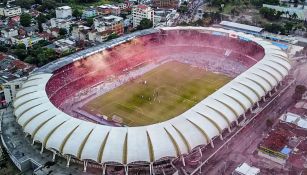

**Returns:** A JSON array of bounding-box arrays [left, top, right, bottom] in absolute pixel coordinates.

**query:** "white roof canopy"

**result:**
[[13, 27, 291, 165]]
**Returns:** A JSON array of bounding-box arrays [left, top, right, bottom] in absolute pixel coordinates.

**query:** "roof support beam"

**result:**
[[66, 155, 71, 167]]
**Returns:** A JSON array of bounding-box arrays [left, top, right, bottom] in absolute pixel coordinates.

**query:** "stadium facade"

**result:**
[[13, 27, 291, 174]]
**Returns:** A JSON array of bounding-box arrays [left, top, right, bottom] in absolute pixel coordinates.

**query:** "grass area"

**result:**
[[84, 61, 232, 126]]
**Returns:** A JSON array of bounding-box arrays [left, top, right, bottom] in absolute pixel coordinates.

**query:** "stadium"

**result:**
[[13, 27, 291, 174]]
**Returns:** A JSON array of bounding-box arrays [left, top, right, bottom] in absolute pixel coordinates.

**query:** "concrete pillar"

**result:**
[[182, 156, 186, 166], [210, 140, 214, 148], [150, 163, 155, 175], [219, 134, 223, 140], [243, 113, 246, 119], [262, 96, 266, 102], [52, 152, 56, 162], [269, 91, 272, 97], [228, 127, 231, 133], [199, 147, 202, 157], [235, 119, 239, 126], [124, 165, 128, 175], [102, 164, 106, 175], [256, 102, 259, 108], [66, 156, 71, 167], [83, 161, 87, 172], [40, 144, 44, 154]]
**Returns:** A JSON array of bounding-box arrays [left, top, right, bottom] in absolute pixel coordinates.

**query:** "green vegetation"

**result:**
[[20, 13, 32, 27], [59, 28, 68, 36], [137, 18, 153, 30], [105, 33, 119, 41], [10, 40, 56, 67], [84, 61, 232, 126], [259, 7, 283, 20], [178, 1, 188, 14], [72, 8, 82, 19]]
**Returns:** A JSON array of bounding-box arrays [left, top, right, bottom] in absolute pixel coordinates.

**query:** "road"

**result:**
[[174, 0, 206, 25]]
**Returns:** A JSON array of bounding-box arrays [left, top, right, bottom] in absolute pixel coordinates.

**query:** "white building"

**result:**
[[132, 5, 154, 28], [11, 35, 43, 48], [56, 6, 72, 19], [0, 5, 21, 17], [1, 28, 18, 38], [3, 77, 26, 104], [50, 18, 72, 32], [93, 15, 124, 34], [233, 163, 260, 175]]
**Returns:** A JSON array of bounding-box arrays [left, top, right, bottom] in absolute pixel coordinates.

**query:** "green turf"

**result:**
[[84, 61, 232, 126]]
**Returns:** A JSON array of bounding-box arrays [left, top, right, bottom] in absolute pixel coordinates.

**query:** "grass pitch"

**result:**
[[84, 61, 232, 126]]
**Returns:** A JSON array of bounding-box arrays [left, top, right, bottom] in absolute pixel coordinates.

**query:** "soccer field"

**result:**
[[83, 61, 232, 126]]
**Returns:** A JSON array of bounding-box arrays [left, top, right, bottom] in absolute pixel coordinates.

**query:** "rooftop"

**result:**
[[0, 54, 34, 82], [220, 21, 264, 33], [56, 6, 71, 10]]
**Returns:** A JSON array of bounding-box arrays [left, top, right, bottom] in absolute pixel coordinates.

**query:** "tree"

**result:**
[[106, 33, 119, 41], [38, 0, 57, 11], [77, 0, 98, 3], [59, 28, 67, 36], [264, 23, 285, 34], [86, 17, 94, 27], [20, 13, 32, 27], [137, 18, 153, 30], [72, 9, 82, 19], [0, 44, 8, 52], [16, 43, 26, 50], [36, 14, 47, 23], [266, 119, 273, 128], [13, 48, 28, 60], [178, 5, 188, 13], [284, 22, 294, 34], [291, 13, 298, 20], [292, 85, 306, 101], [15, 0, 35, 8], [250, 0, 279, 7], [36, 14, 47, 33]]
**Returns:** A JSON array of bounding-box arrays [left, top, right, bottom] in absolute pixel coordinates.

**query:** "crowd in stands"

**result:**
[[46, 30, 265, 110], [43, 30, 267, 174]]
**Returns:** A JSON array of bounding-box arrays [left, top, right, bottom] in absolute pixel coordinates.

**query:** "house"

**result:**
[[0, 5, 21, 17], [96, 4, 120, 16], [0, 53, 34, 105], [1, 28, 18, 38], [82, 8, 97, 19], [52, 38, 76, 54], [38, 32, 52, 41], [71, 25, 91, 40], [10, 16, 20, 23], [47, 27, 60, 38], [56, 6, 72, 19], [117, 2, 132, 10], [152, 0, 179, 9], [88, 30, 112, 42], [132, 5, 154, 28], [11, 35, 44, 48], [93, 15, 124, 35], [50, 18, 72, 33], [24, 26, 37, 36]]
